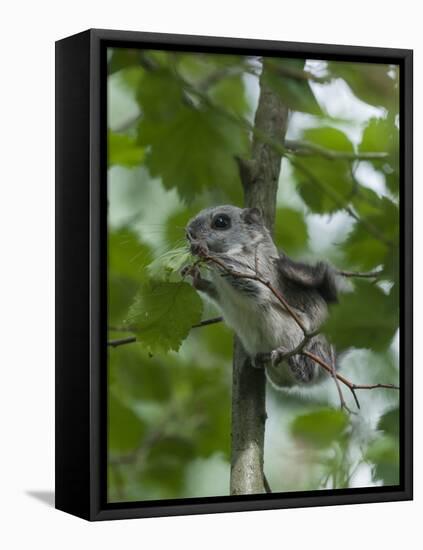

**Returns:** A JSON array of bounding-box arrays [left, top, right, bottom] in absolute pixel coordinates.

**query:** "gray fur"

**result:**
[[186, 205, 339, 389]]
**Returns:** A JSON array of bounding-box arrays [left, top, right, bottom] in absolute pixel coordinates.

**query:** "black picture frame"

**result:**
[[55, 28, 413, 521]]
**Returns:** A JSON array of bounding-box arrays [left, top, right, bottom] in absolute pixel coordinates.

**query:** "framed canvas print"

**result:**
[[55, 29, 413, 521]]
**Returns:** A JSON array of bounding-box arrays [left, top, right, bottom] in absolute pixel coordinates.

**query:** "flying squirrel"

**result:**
[[185, 205, 343, 389]]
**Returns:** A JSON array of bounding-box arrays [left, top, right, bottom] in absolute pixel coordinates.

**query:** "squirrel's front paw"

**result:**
[[190, 241, 208, 258], [252, 347, 289, 369], [252, 352, 271, 369], [181, 264, 199, 279]]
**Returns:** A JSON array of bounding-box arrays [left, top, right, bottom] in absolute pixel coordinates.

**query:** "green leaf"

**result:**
[[138, 105, 247, 202], [304, 127, 354, 152], [134, 66, 248, 202], [136, 68, 185, 120], [274, 207, 308, 254], [378, 407, 400, 439], [344, 228, 388, 271], [292, 127, 354, 214], [291, 408, 349, 448], [359, 118, 399, 194], [128, 281, 203, 353], [147, 247, 192, 282], [360, 118, 398, 155], [366, 435, 400, 486], [263, 59, 322, 115], [108, 393, 146, 453], [209, 74, 249, 116], [108, 131, 144, 168], [344, 197, 398, 271], [324, 280, 398, 352], [329, 62, 399, 110]]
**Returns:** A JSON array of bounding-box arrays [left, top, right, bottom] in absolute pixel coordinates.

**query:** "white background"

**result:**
[[0, 1, 419, 548]]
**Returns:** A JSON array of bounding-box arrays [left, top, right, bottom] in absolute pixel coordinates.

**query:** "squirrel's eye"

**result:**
[[212, 214, 231, 230]]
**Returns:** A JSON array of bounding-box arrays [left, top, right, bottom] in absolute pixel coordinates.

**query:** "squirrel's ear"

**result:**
[[242, 207, 262, 225]]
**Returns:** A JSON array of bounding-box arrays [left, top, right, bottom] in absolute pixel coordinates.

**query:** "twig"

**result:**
[[198, 251, 399, 409], [136, 54, 392, 248], [337, 269, 383, 279], [265, 59, 331, 84], [328, 345, 353, 414], [206, 253, 309, 334], [289, 158, 393, 247], [285, 140, 389, 161], [192, 315, 223, 328], [108, 336, 137, 348], [108, 316, 223, 347]]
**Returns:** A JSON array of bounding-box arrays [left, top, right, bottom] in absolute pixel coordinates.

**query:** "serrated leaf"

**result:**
[[147, 247, 192, 282], [138, 105, 247, 202], [263, 59, 322, 115], [128, 281, 203, 353], [274, 207, 308, 255], [134, 66, 248, 202], [291, 408, 349, 448], [108, 131, 144, 168], [324, 280, 398, 352]]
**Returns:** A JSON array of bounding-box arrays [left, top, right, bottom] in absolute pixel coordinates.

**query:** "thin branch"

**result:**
[[136, 54, 392, 248], [108, 316, 223, 347], [128, 54, 397, 407], [285, 140, 389, 161], [192, 315, 224, 328], [337, 269, 383, 279], [174, 75, 392, 248], [212, 255, 308, 333], [108, 336, 137, 348], [303, 350, 360, 409], [196, 251, 399, 409], [328, 345, 353, 414], [265, 59, 331, 84], [289, 158, 393, 247]]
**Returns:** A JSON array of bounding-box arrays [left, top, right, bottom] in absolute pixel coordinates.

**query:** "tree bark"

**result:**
[[230, 60, 289, 495]]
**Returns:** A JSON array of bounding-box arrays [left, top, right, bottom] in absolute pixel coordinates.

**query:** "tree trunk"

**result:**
[[230, 60, 289, 495]]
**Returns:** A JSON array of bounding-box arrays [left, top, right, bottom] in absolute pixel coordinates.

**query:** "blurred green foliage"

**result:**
[[107, 48, 400, 502]]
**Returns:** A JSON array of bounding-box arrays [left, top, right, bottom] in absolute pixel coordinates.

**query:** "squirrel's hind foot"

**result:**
[[252, 346, 290, 369]]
